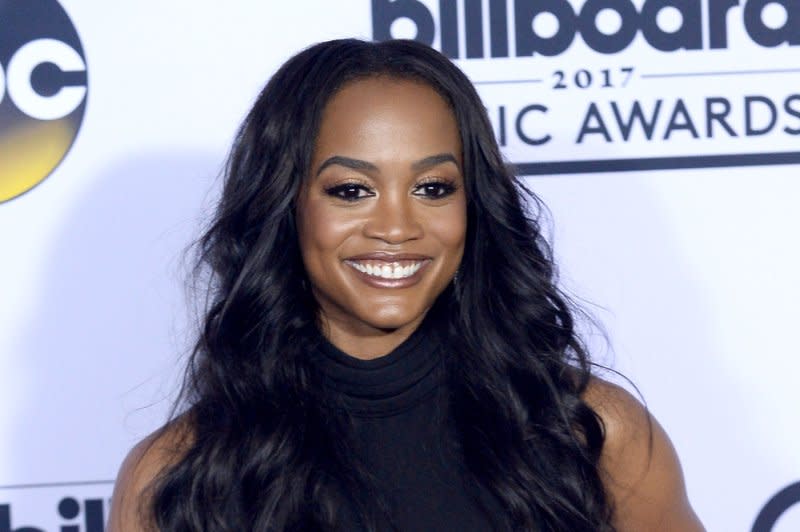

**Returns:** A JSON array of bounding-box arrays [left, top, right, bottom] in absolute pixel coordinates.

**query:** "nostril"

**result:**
[[363, 214, 424, 242]]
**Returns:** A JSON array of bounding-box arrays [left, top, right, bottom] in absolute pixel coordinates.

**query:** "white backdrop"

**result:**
[[1, 1, 798, 530]]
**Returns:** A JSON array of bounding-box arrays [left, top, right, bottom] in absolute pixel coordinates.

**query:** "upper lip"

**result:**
[[345, 252, 431, 261]]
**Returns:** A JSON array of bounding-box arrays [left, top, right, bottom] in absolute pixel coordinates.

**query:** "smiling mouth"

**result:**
[[344, 259, 427, 279]]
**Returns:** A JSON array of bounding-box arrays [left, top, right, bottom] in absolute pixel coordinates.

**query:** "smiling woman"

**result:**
[[109, 39, 703, 531]]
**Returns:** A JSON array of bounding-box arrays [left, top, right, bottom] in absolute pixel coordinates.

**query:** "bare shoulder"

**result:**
[[583, 377, 705, 532], [108, 413, 194, 531]]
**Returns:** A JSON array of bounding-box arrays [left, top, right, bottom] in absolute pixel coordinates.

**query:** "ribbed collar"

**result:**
[[311, 315, 446, 418]]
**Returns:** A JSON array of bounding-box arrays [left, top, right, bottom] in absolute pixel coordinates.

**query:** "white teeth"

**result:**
[[347, 260, 425, 279]]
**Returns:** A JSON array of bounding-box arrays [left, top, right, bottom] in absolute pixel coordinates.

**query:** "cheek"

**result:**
[[426, 202, 467, 254], [297, 201, 356, 261]]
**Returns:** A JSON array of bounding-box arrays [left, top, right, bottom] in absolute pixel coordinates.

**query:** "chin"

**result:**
[[358, 307, 426, 331], [364, 316, 416, 331]]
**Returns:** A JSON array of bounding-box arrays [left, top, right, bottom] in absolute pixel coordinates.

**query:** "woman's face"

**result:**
[[296, 77, 466, 354]]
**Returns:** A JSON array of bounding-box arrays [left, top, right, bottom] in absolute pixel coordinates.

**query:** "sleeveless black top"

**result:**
[[310, 316, 508, 531]]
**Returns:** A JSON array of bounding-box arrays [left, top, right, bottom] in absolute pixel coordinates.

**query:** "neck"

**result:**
[[317, 312, 428, 360]]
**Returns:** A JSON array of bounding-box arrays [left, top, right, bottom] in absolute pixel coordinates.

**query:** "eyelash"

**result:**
[[323, 178, 459, 202]]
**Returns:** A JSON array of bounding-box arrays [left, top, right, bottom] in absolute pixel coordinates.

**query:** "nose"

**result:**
[[363, 193, 423, 243]]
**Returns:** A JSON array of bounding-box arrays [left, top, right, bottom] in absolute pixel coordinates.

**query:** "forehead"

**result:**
[[312, 77, 462, 168]]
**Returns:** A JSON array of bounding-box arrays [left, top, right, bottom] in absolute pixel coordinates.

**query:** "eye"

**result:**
[[323, 182, 374, 202], [413, 179, 458, 199]]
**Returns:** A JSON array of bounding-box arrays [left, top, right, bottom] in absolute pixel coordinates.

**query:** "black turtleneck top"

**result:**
[[310, 316, 508, 531]]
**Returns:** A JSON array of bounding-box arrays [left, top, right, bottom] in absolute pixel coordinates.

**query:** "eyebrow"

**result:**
[[315, 153, 459, 177], [412, 153, 460, 172]]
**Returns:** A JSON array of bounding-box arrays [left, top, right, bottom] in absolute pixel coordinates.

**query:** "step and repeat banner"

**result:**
[[1, 1, 797, 530]]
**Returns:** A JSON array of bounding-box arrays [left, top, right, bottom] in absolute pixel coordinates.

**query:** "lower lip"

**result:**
[[344, 260, 431, 289]]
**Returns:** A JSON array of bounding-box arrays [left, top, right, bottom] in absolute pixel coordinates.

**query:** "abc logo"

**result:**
[[0, 0, 88, 203], [752, 481, 800, 532]]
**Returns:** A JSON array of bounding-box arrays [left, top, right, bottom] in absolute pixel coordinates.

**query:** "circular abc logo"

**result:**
[[0, 0, 88, 203]]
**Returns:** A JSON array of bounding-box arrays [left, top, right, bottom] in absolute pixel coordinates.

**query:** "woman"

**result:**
[[109, 39, 703, 531]]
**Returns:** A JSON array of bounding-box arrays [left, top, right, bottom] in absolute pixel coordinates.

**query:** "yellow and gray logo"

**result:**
[[0, 0, 88, 203]]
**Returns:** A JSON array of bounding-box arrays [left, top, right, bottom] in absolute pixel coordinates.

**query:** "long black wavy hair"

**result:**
[[148, 39, 614, 531]]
